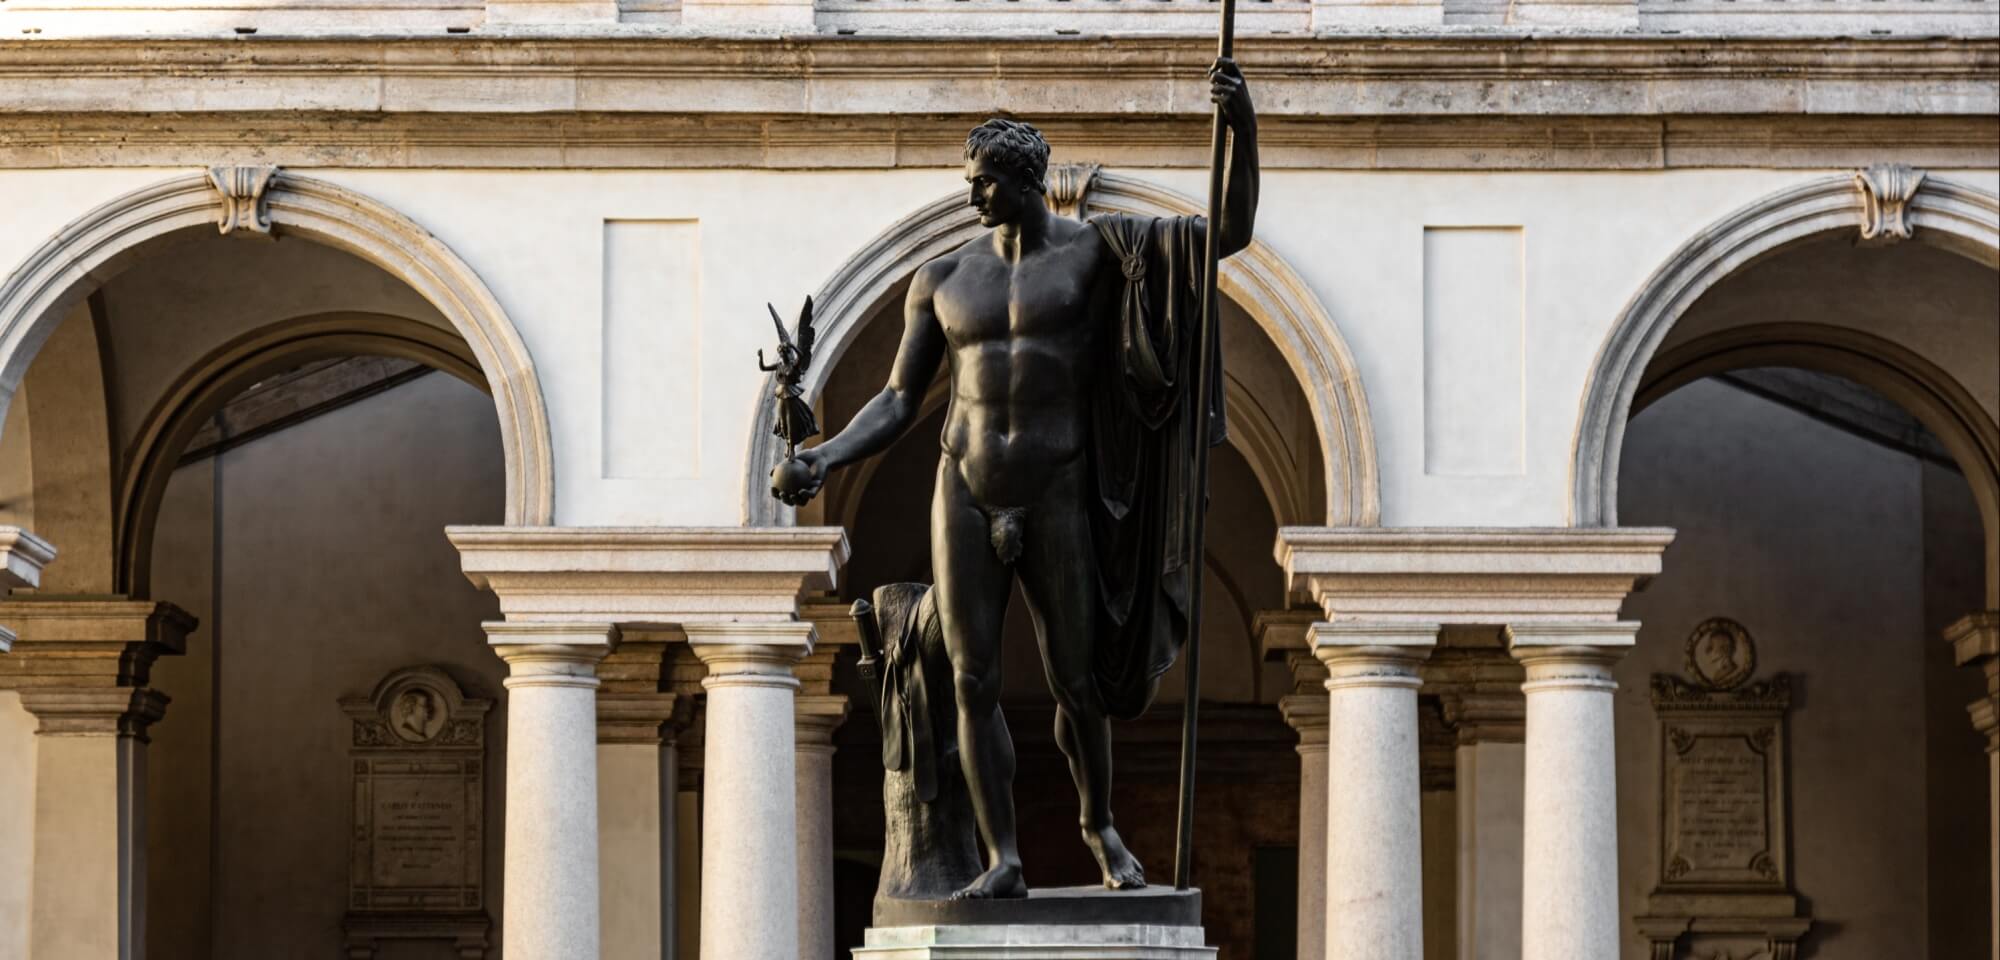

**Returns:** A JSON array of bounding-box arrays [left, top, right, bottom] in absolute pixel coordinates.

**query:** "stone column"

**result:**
[[796, 692, 849, 960], [688, 621, 814, 960], [1508, 622, 1637, 960], [0, 597, 193, 960], [1948, 611, 2000, 960], [1314, 621, 1437, 960], [1280, 691, 1329, 960], [486, 622, 617, 960], [1428, 636, 1527, 960]]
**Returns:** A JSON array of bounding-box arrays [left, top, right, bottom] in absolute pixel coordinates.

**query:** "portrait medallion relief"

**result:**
[[1684, 617, 1756, 691], [391, 687, 447, 744]]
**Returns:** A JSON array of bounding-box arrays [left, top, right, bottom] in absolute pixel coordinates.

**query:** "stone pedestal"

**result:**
[[486, 622, 616, 960], [858, 887, 1213, 958], [1314, 621, 1437, 960], [1948, 611, 2000, 960], [1509, 623, 1635, 960], [689, 621, 814, 960], [0, 597, 193, 960]]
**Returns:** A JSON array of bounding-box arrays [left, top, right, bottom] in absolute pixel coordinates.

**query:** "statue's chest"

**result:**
[[936, 259, 1094, 346]]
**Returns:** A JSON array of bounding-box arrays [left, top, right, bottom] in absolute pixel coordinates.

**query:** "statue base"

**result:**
[[856, 886, 1213, 959]]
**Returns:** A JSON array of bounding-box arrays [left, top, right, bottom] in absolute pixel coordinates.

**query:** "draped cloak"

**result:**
[[1087, 213, 1226, 721]]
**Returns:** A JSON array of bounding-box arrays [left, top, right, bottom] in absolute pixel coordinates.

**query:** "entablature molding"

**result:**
[[1275, 526, 1675, 623], [447, 525, 849, 623], [0, 34, 1991, 120]]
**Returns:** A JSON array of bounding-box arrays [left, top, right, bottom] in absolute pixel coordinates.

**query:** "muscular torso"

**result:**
[[927, 217, 1110, 507]]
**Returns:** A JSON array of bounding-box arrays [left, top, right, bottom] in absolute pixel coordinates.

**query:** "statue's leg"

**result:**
[[1016, 464, 1147, 890], [932, 457, 1027, 900]]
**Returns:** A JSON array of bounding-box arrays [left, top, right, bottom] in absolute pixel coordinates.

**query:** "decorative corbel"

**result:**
[[206, 165, 279, 238], [1855, 164, 1925, 243], [1046, 162, 1101, 220]]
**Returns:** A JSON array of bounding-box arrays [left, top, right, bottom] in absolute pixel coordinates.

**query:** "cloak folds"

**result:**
[[1087, 213, 1227, 721]]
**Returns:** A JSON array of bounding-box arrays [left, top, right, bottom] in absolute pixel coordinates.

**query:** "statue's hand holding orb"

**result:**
[[771, 447, 826, 506]]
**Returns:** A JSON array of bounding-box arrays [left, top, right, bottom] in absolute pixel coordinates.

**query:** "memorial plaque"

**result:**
[[1637, 618, 1810, 960], [340, 666, 492, 959]]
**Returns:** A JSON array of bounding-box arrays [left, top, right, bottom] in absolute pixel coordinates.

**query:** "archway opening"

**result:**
[[1608, 231, 1997, 959], [0, 227, 513, 959]]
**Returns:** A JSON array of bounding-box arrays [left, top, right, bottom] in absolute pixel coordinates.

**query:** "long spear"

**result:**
[[1173, 0, 1238, 893]]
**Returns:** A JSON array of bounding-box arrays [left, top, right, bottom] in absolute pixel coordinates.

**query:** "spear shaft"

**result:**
[[1173, 0, 1237, 893]]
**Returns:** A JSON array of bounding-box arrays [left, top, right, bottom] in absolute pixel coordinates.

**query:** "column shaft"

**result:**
[[690, 623, 812, 960], [1510, 625, 1634, 960], [796, 695, 848, 960], [489, 625, 615, 960], [1315, 622, 1436, 960], [1280, 694, 1329, 960]]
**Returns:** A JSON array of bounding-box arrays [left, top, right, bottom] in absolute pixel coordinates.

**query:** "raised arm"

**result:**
[[1211, 57, 1259, 259], [780, 260, 950, 505]]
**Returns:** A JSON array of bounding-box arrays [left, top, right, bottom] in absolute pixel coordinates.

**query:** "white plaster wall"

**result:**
[[144, 371, 508, 959], [4, 167, 1996, 530], [1614, 377, 1989, 959]]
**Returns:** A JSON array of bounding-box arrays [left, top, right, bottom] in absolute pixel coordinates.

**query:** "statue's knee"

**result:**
[[1051, 676, 1098, 714], [954, 668, 999, 713]]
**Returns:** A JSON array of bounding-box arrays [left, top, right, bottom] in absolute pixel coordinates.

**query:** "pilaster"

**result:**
[[0, 597, 195, 960]]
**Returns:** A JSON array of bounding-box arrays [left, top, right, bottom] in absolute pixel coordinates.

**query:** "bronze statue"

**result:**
[[770, 59, 1258, 901]]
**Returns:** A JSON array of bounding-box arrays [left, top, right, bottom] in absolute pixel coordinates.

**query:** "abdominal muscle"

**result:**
[[939, 347, 1091, 509]]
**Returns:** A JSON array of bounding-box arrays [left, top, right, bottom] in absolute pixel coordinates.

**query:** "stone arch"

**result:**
[[744, 171, 1380, 529], [0, 170, 555, 533], [1634, 322, 2000, 605], [115, 312, 485, 596], [1571, 171, 1999, 529]]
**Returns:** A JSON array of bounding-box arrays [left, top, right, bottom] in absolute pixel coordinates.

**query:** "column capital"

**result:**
[[1945, 612, 2000, 749], [1312, 621, 1437, 690], [447, 525, 848, 624], [486, 621, 616, 689], [596, 691, 682, 745], [689, 621, 813, 690], [17, 686, 170, 739], [795, 694, 850, 751], [1278, 693, 1329, 749], [0, 525, 57, 592], [1424, 635, 1526, 744], [1508, 621, 1638, 692], [0, 597, 195, 688]]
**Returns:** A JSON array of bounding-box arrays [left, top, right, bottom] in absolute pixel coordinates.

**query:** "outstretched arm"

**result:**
[[782, 262, 949, 505], [1211, 57, 1259, 259]]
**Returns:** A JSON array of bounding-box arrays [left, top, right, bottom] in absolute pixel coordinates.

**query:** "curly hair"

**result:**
[[964, 119, 1050, 193]]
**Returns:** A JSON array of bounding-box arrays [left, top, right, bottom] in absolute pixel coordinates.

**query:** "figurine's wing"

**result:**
[[796, 296, 816, 370], [768, 303, 794, 350]]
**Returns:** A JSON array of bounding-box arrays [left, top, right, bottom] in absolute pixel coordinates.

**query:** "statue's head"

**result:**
[[964, 118, 1050, 227]]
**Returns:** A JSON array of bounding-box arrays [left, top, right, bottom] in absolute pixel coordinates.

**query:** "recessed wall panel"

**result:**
[[602, 219, 700, 479], [1422, 227, 1525, 476]]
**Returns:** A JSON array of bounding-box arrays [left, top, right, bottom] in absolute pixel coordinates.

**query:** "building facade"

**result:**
[[0, 2, 1994, 958]]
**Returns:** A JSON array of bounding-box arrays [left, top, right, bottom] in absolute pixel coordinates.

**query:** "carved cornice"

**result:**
[[1, 114, 1994, 171], [0, 597, 195, 691], [17, 686, 170, 739], [0, 36, 1992, 121]]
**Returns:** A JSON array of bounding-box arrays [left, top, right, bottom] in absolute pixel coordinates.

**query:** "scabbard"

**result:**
[[849, 598, 888, 726]]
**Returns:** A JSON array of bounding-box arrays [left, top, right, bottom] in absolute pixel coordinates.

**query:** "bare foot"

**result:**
[[1083, 825, 1146, 889], [949, 862, 1028, 900]]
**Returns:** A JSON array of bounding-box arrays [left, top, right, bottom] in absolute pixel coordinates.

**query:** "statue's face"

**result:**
[[965, 154, 1031, 228]]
